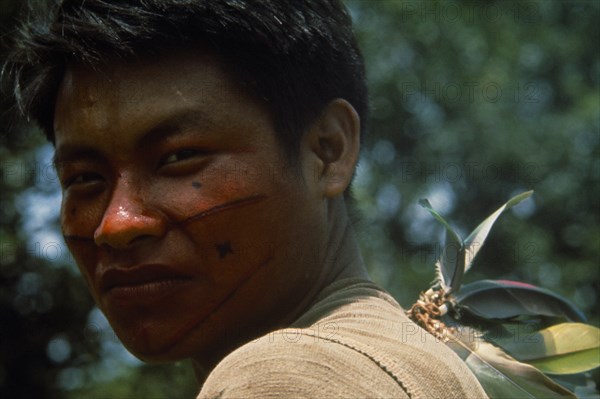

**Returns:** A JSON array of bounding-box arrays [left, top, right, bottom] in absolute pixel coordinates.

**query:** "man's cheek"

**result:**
[[60, 194, 106, 238], [177, 194, 274, 277], [153, 166, 262, 220], [63, 238, 100, 297]]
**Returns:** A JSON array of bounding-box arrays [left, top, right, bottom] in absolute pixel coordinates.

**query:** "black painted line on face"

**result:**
[[161, 254, 274, 353], [62, 194, 268, 241], [175, 194, 267, 226]]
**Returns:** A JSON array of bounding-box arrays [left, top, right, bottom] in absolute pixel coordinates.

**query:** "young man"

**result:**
[[6, 1, 486, 397]]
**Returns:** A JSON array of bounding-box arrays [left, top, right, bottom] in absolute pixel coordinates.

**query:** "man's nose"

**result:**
[[94, 181, 166, 249]]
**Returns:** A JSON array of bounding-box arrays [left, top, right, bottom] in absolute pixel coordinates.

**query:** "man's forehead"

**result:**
[[54, 53, 234, 133], [53, 50, 276, 158], [60, 51, 235, 98], [58, 65, 101, 107]]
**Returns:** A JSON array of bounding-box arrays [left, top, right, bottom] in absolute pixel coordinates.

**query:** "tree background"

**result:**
[[1, 0, 598, 397]]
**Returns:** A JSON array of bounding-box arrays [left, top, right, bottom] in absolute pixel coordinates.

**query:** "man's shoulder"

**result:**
[[197, 324, 411, 398], [198, 279, 486, 398]]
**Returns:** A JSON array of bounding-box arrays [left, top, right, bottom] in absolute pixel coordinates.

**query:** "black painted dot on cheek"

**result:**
[[215, 241, 234, 259], [192, 181, 202, 189], [70, 207, 77, 216]]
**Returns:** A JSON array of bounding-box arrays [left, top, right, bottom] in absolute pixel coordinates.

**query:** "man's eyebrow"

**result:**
[[52, 109, 214, 166], [53, 146, 105, 168], [139, 109, 215, 148]]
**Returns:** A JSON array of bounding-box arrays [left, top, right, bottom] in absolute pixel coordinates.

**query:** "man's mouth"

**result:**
[[100, 264, 193, 303]]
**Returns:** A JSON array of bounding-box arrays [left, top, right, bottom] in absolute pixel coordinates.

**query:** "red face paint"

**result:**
[[54, 52, 327, 362]]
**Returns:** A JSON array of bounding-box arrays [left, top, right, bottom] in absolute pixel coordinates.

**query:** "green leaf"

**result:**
[[455, 280, 586, 322], [418, 199, 462, 244], [529, 349, 599, 375], [418, 198, 464, 292], [419, 192, 533, 293], [435, 229, 465, 293], [446, 326, 576, 398], [491, 323, 600, 375], [463, 190, 533, 273]]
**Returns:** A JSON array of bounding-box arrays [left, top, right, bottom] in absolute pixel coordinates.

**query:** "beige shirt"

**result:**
[[198, 278, 487, 398]]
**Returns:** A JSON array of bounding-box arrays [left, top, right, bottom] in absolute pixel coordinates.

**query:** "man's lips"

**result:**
[[100, 264, 193, 293]]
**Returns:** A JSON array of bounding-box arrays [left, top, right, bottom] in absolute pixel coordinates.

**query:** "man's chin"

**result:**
[[117, 331, 189, 362], [108, 318, 188, 360], [109, 315, 222, 363]]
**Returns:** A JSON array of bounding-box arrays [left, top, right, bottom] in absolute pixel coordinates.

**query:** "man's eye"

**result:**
[[161, 149, 206, 166], [65, 172, 103, 187]]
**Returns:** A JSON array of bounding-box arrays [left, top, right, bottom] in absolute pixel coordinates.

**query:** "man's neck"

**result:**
[[192, 196, 369, 383], [280, 196, 370, 324]]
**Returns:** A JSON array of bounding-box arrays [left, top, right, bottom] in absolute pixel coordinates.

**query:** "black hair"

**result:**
[[4, 0, 369, 159]]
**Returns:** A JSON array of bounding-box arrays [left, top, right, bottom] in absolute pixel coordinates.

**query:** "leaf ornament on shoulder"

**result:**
[[406, 190, 600, 398]]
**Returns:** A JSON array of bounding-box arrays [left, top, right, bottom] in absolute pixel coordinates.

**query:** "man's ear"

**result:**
[[307, 99, 360, 198]]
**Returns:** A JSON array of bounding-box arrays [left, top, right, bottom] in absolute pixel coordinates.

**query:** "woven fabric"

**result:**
[[198, 278, 487, 398]]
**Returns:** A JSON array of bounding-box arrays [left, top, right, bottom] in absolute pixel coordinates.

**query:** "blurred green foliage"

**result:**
[[347, 0, 599, 324], [1, 0, 598, 397]]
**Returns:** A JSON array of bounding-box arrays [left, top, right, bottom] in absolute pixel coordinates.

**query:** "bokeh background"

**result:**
[[1, 0, 598, 397]]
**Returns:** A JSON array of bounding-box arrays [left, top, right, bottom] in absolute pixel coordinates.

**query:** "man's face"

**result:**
[[53, 52, 327, 361]]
